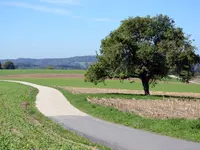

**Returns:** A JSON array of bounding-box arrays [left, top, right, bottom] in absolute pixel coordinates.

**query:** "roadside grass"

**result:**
[[59, 89, 200, 143], [0, 69, 85, 76], [9, 78, 200, 93], [0, 82, 108, 150]]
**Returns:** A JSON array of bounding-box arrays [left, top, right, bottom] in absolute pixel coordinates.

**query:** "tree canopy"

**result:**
[[2, 61, 15, 70], [85, 15, 199, 95]]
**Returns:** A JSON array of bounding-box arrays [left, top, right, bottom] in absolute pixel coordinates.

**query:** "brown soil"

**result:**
[[21, 101, 30, 110], [11, 128, 23, 137], [0, 74, 84, 79], [62, 86, 200, 98], [29, 117, 41, 126], [88, 97, 200, 119]]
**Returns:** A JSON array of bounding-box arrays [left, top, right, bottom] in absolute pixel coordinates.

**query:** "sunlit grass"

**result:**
[[60, 90, 200, 142], [0, 69, 85, 76], [0, 82, 108, 150], [6, 78, 200, 93]]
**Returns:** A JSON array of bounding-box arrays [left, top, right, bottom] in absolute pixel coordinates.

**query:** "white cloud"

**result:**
[[0, 2, 70, 15], [0, 1, 118, 22], [40, 0, 80, 5]]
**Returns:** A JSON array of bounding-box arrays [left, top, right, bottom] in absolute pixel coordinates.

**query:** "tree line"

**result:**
[[0, 56, 96, 69], [0, 61, 15, 69]]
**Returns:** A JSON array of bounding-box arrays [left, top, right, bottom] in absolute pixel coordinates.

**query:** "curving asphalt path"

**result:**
[[2, 80, 200, 150]]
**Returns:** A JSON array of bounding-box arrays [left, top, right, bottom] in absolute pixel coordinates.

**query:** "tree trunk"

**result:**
[[141, 77, 150, 95]]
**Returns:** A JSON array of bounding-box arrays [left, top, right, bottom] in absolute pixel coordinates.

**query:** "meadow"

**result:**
[[1, 69, 199, 93], [7, 78, 200, 93], [0, 81, 108, 150], [1, 69, 200, 144], [0, 69, 85, 76]]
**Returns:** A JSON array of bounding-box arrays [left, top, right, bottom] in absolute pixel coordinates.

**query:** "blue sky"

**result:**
[[0, 0, 199, 59]]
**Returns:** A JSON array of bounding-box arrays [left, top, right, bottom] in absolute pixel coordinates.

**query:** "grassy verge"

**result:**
[[59, 89, 200, 143], [0, 82, 108, 150]]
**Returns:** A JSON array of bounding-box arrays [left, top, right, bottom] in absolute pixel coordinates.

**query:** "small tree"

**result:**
[[46, 66, 55, 70], [85, 15, 198, 95], [2, 61, 15, 69], [0, 62, 2, 69]]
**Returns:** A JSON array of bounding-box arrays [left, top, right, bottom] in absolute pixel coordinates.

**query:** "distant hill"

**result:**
[[0, 56, 97, 70]]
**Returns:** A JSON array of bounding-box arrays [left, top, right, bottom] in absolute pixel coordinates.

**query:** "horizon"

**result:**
[[0, 55, 96, 60], [1, 0, 200, 59]]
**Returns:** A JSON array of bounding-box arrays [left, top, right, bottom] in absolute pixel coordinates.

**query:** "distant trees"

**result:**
[[46, 66, 55, 70], [2, 61, 15, 69], [0, 62, 2, 69], [0, 56, 96, 69]]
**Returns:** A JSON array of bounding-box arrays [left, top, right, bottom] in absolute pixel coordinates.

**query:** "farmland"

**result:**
[[59, 90, 200, 142], [1, 78, 199, 93], [1, 69, 200, 93], [1, 69, 200, 144], [0, 69, 85, 76], [2, 3, 200, 149]]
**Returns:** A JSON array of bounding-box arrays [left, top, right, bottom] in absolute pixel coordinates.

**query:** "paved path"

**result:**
[[168, 75, 200, 84], [2, 80, 200, 150], [190, 81, 200, 84]]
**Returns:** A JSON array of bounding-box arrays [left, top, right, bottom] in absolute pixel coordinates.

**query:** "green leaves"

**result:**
[[86, 14, 198, 94], [2, 61, 15, 70], [85, 62, 108, 85]]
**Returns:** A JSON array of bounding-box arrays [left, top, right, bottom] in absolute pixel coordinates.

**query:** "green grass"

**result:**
[[59, 90, 200, 142], [1, 71, 200, 143], [0, 69, 181, 83], [0, 69, 85, 76], [89, 93, 164, 100], [8, 78, 200, 93], [88, 93, 194, 100], [0, 82, 108, 150]]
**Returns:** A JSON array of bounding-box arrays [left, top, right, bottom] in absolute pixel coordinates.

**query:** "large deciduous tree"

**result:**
[[85, 15, 199, 95], [2, 61, 15, 70]]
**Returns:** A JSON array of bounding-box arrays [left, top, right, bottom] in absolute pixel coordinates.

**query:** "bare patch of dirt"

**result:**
[[62, 86, 200, 98], [88, 97, 200, 119], [21, 101, 30, 110], [11, 128, 23, 137], [0, 74, 84, 79], [29, 117, 41, 126]]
